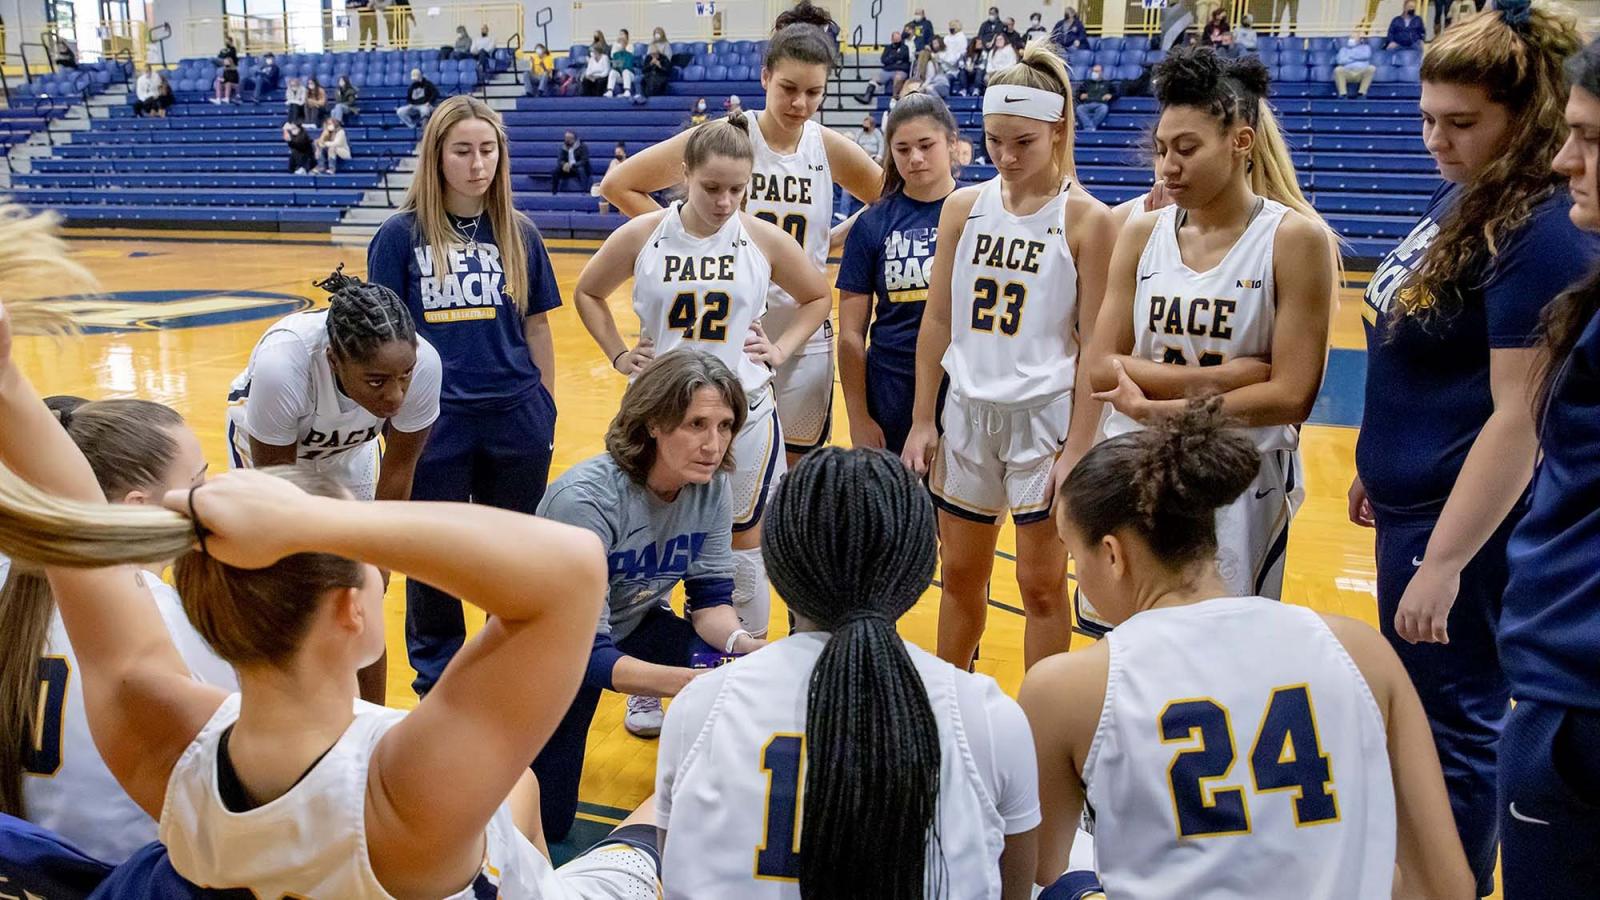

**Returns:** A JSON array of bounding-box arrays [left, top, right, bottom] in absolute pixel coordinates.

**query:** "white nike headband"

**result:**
[[982, 84, 1066, 122]]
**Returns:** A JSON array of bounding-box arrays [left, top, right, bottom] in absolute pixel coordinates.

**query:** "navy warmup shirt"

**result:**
[[1356, 185, 1599, 520], [834, 191, 945, 373]]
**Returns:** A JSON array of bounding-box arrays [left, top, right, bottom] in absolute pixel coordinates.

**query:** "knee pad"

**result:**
[[731, 547, 771, 638]]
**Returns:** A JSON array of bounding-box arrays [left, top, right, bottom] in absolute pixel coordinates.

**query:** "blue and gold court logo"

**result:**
[[45, 290, 315, 333]]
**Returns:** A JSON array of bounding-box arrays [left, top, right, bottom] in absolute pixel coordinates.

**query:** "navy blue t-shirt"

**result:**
[[834, 191, 946, 372], [1501, 305, 1600, 706], [366, 210, 561, 410], [1356, 185, 1599, 519]]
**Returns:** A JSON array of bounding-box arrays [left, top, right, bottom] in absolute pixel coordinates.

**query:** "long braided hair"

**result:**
[[761, 447, 946, 899], [314, 265, 416, 362]]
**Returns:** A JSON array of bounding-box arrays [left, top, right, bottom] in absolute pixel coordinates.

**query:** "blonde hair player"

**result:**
[[1081, 47, 1338, 635], [1021, 399, 1474, 898], [600, 1, 884, 470], [574, 112, 831, 644], [902, 39, 1114, 671]]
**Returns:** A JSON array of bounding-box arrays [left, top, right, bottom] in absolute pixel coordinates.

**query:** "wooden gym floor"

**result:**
[[11, 230, 1406, 872]]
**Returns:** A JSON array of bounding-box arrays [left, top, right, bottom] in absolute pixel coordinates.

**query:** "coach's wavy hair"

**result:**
[[1535, 37, 1600, 420], [1061, 397, 1258, 565], [315, 265, 417, 362], [1402, 0, 1581, 328], [1152, 46, 1337, 249], [603, 350, 747, 485], [986, 38, 1077, 181], [400, 95, 534, 314], [0, 398, 188, 818], [766, 0, 837, 70], [877, 90, 960, 201], [762, 447, 945, 900]]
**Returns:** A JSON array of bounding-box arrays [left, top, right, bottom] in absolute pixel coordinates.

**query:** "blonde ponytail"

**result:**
[[987, 37, 1077, 181]]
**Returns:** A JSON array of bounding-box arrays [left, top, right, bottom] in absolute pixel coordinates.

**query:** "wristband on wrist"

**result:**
[[611, 348, 628, 369], [724, 628, 752, 654]]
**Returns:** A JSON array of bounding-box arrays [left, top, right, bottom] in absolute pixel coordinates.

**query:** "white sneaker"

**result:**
[[624, 694, 663, 738]]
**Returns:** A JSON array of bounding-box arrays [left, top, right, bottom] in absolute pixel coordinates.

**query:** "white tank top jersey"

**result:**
[[944, 176, 1080, 406], [657, 632, 1041, 899], [634, 204, 774, 395], [745, 115, 831, 345], [227, 309, 442, 464], [1103, 199, 1298, 452], [1084, 597, 1397, 899], [25, 572, 236, 865], [161, 694, 586, 899]]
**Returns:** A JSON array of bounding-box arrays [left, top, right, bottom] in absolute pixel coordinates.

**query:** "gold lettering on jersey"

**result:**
[[749, 172, 814, 205], [662, 254, 738, 283], [969, 234, 1046, 273], [1148, 296, 1237, 339]]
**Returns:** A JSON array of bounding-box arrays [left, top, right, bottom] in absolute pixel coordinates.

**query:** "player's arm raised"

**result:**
[[573, 214, 659, 374], [1320, 615, 1476, 900], [750, 212, 833, 365], [821, 126, 884, 204], [902, 186, 977, 475], [0, 301, 226, 820], [600, 128, 696, 216]]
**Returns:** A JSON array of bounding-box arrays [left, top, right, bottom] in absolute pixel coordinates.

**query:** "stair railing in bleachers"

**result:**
[[378, 147, 396, 206], [149, 23, 173, 70], [30, 96, 57, 149], [868, 0, 882, 48], [533, 6, 552, 56]]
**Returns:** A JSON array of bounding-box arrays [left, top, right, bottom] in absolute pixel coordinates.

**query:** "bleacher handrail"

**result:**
[[533, 6, 553, 54], [181, 2, 523, 58], [149, 22, 173, 68]]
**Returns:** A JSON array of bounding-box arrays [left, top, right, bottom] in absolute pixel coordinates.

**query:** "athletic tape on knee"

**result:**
[[731, 547, 771, 638]]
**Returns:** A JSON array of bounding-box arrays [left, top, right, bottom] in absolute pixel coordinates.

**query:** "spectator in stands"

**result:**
[[650, 27, 671, 59], [946, 19, 968, 59], [53, 37, 77, 69], [216, 34, 238, 66], [1202, 8, 1231, 46], [642, 46, 671, 98], [609, 29, 637, 98], [524, 43, 555, 96], [1274, 0, 1299, 35], [305, 77, 328, 125], [396, 68, 437, 127], [583, 31, 613, 96], [1233, 13, 1259, 51], [283, 120, 316, 175], [858, 28, 911, 102], [688, 97, 709, 127], [724, 94, 743, 115], [903, 8, 931, 51], [450, 25, 473, 60], [1387, 0, 1426, 49], [284, 76, 307, 123], [246, 51, 280, 103], [954, 134, 974, 166], [959, 38, 985, 95], [348, 0, 378, 51], [1024, 12, 1048, 44], [331, 74, 359, 122], [977, 7, 1004, 48], [154, 74, 173, 117], [552, 130, 592, 194], [212, 57, 240, 104], [983, 32, 1017, 78], [1075, 63, 1117, 131], [472, 24, 494, 65], [1334, 28, 1377, 98], [1003, 17, 1025, 50], [918, 35, 955, 97], [1215, 30, 1243, 59], [314, 118, 352, 174], [854, 113, 884, 162], [1052, 7, 1088, 51], [134, 65, 159, 117]]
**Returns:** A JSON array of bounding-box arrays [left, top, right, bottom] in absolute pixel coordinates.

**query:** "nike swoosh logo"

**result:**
[[1411, 556, 1424, 567], [1139, 272, 1158, 282], [548, 441, 556, 451], [967, 213, 983, 220], [1254, 488, 1274, 499], [622, 524, 650, 542], [1509, 803, 1551, 826], [1003, 95, 1027, 103]]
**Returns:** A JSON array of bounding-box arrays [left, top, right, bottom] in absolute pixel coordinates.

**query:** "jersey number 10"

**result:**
[[1161, 685, 1339, 839]]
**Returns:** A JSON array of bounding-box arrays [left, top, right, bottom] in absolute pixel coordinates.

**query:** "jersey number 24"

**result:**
[[1161, 685, 1339, 839]]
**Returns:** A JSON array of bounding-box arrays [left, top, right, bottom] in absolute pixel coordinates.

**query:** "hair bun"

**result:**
[[773, 0, 834, 32], [1153, 44, 1224, 107], [43, 395, 88, 430], [314, 263, 364, 296], [1224, 54, 1271, 99], [1499, 0, 1533, 30]]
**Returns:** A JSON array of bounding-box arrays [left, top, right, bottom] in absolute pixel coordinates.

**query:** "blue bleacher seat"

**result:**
[[671, 41, 692, 55], [1094, 50, 1119, 68], [1258, 36, 1279, 52], [729, 65, 751, 81], [1371, 49, 1392, 67], [1280, 65, 1311, 83], [1310, 50, 1335, 67], [1364, 36, 1385, 49], [706, 64, 728, 80], [1258, 49, 1278, 66], [1144, 49, 1165, 65], [1279, 51, 1308, 67], [713, 40, 733, 54], [733, 40, 754, 54], [1399, 65, 1421, 82], [1068, 49, 1093, 71], [1120, 48, 1145, 67], [1097, 36, 1124, 53], [1115, 64, 1142, 81], [1396, 49, 1422, 66], [1309, 65, 1334, 83], [684, 65, 705, 80], [1308, 37, 1337, 52], [1372, 66, 1396, 83]]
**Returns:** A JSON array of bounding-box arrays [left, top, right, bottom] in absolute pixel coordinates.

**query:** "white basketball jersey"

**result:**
[[227, 310, 441, 465], [25, 572, 235, 865], [1084, 597, 1396, 899], [161, 694, 581, 898], [746, 115, 831, 346], [1103, 199, 1297, 451], [634, 204, 774, 394], [944, 177, 1079, 406], [658, 632, 1038, 899]]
